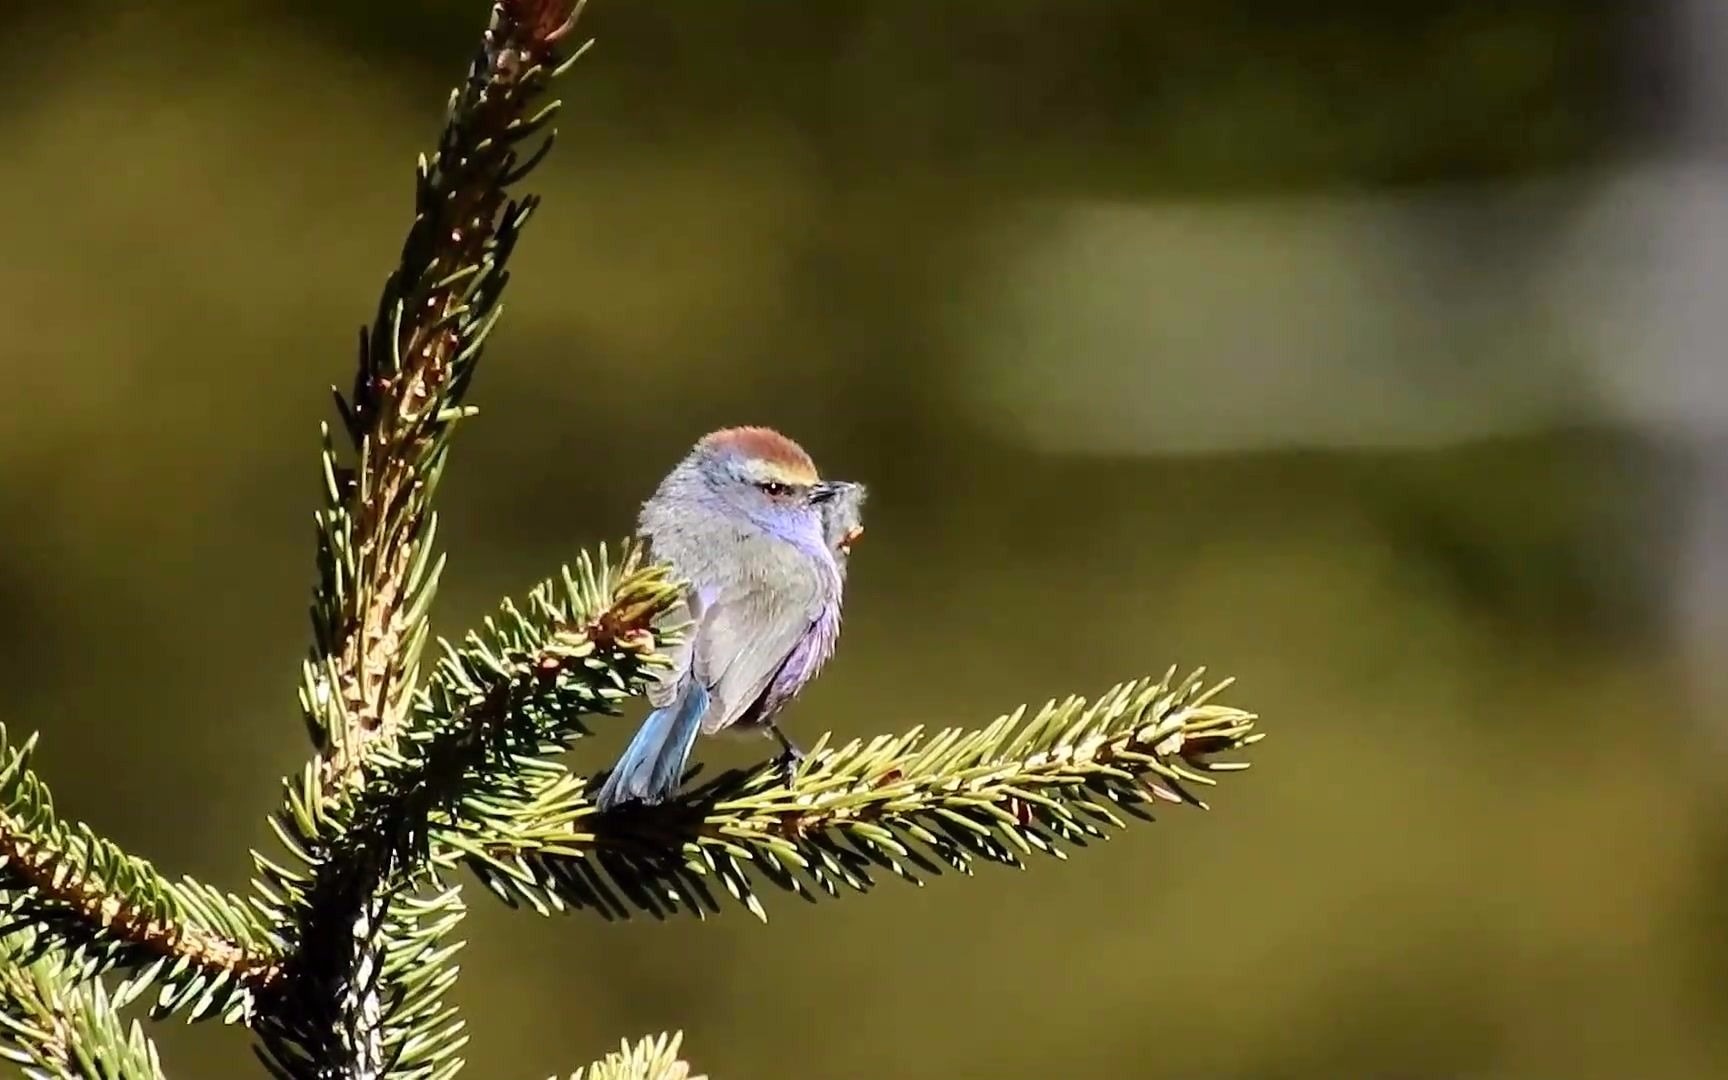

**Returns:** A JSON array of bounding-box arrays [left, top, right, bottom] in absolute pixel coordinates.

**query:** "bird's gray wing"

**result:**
[[645, 586, 702, 709], [691, 571, 824, 736]]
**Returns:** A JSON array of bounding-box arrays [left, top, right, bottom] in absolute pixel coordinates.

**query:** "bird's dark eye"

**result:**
[[756, 481, 792, 497]]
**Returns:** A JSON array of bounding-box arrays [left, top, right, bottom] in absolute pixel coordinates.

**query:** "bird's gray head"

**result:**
[[653, 426, 852, 550]]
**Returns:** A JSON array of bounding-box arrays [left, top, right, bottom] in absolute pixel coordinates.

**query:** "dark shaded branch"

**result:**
[[258, 549, 679, 1080]]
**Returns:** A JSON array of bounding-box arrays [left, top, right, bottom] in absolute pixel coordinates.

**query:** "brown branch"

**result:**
[[0, 815, 282, 991]]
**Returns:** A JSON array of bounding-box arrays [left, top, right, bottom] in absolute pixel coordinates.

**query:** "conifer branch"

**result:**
[[305, 0, 593, 794], [256, 549, 679, 1080], [454, 671, 1260, 922], [0, 724, 282, 1023], [258, 2, 600, 1076], [0, 928, 167, 1080], [560, 1033, 703, 1080]]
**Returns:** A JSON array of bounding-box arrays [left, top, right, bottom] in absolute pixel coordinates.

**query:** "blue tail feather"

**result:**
[[596, 683, 709, 810]]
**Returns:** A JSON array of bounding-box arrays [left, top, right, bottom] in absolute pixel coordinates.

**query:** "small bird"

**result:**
[[596, 427, 863, 810]]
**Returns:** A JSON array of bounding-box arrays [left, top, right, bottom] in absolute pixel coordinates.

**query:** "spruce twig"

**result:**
[[0, 725, 281, 1021], [306, 0, 592, 796], [257, 3, 598, 1077], [560, 1033, 703, 1080], [451, 671, 1259, 921], [0, 928, 167, 1080]]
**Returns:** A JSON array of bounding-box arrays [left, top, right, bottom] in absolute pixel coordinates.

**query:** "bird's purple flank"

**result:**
[[757, 601, 842, 724]]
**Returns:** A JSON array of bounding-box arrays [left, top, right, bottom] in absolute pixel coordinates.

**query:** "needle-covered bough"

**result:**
[[0, 2, 1263, 1078]]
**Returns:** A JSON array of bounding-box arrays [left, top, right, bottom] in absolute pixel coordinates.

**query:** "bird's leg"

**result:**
[[767, 721, 805, 776]]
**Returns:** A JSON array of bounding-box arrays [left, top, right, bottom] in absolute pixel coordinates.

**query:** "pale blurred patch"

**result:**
[[956, 173, 1728, 741], [956, 184, 1614, 456]]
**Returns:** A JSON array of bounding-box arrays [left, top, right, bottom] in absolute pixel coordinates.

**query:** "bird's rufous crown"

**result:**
[[701, 426, 820, 485]]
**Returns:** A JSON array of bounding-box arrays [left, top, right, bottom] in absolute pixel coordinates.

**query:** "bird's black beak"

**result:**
[[808, 480, 849, 504]]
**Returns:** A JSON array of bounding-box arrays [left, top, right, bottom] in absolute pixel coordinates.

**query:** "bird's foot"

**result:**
[[771, 749, 805, 785], [768, 724, 805, 780]]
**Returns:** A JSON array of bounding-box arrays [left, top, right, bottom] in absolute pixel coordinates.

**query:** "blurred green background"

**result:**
[[6, 1, 1728, 1077]]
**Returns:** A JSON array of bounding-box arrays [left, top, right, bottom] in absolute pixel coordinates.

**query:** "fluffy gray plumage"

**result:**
[[596, 427, 863, 809]]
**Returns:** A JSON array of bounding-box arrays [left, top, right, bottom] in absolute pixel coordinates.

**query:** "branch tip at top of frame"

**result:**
[[503, 0, 588, 49]]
